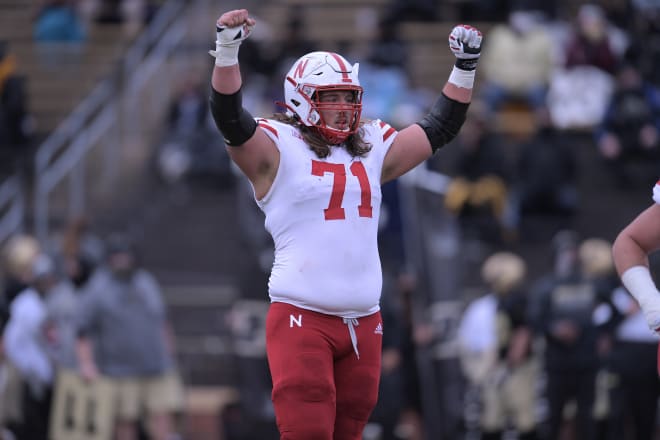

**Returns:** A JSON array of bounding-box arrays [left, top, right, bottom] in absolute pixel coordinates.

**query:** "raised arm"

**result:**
[[209, 9, 279, 200], [382, 25, 482, 183]]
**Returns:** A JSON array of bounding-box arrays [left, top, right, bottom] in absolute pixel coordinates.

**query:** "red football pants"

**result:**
[[266, 302, 383, 440]]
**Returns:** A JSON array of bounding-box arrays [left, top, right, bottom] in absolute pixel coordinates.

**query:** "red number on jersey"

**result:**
[[311, 160, 373, 221], [350, 161, 372, 218]]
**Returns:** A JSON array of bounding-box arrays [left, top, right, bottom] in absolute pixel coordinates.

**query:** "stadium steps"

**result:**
[[0, 0, 141, 139]]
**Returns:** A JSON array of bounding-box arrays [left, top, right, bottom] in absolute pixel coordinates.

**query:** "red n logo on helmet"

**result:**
[[293, 59, 309, 78]]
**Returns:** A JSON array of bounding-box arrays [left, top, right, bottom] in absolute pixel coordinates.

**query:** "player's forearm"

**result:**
[[212, 65, 242, 95], [442, 82, 472, 104]]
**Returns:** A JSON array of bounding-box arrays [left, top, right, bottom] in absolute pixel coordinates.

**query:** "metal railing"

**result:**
[[0, 0, 190, 245], [33, 0, 188, 243], [0, 175, 25, 244]]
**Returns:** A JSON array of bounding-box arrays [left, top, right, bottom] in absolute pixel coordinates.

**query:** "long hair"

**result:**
[[271, 113, 372, 159]]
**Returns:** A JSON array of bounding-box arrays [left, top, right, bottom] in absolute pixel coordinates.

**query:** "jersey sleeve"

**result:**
[[376, 119, 398, 150], [360, 119, 398, 165], [256, 118, 280, 145], [654, 179, 660, 205]]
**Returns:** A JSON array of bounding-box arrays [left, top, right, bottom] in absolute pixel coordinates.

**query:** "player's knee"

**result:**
[[273, 378, 335, 439], [273, 375, 334, 403], [343, 391, 378, 421], [337, 379, 379, 420]]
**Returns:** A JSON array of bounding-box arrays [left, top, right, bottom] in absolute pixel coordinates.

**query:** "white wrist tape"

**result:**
[[448, 66, 475, 89], [209, 42, 240, 67], [621, 265, 660, 308]]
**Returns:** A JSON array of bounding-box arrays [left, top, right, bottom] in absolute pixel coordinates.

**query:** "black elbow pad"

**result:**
[[209, 87, 258, 146], [416, 93, 469, 153]]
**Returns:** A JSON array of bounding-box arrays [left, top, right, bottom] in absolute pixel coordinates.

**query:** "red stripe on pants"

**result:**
[[266, 302, 382, 440]]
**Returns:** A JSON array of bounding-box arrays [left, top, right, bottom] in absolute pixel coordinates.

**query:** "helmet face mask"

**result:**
[[284, 51, 363, 144]]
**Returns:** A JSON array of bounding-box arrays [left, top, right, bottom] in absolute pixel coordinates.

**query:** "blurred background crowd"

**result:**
[[0, 0, 660, 439]]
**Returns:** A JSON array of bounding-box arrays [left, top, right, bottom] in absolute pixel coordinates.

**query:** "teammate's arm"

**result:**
[[612, 203, 660, 332], [382, 25, 481, 184], [209, 9, 278, 199]]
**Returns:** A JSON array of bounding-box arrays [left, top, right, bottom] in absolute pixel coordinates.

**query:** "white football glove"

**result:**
[[449, 24, 482, 71], [209, 23, 254, 67]]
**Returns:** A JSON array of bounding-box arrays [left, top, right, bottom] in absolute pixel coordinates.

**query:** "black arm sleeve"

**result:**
[[209, 87, 258, 146], [416, 93, 469, 153]]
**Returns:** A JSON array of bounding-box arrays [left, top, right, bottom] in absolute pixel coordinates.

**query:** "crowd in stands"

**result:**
[[0, 223, 184, 440], [33, 0, 162, 41], [456, 232, 660, 440], [0, 41, 34, 175]]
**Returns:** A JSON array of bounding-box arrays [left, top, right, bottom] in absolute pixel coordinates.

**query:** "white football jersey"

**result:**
[[654, 178, 660, 205], [255, 118, 398, 318]]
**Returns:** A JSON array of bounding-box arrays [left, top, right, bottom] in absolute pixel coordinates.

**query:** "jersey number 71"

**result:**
[[311, 160, 373, 221]]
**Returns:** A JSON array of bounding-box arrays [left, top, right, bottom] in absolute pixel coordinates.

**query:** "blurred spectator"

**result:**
[[593, 61, 660, 187], [514, 108, 578, 219], [0, 42, 33, 152], [155, 74, 231, 186], [605, 288, 660, 440], [478, 7, 554, 115], [527, 230, 619, 440], [628, 4, 660, 86], [56, 216, 105, 290], [3, 254, 60, 440], [1, 234, 41, 306], [0, 235, 41, 438], [546, 3, 626, 130], [545, 64, 615, 130], [166, 74, 209, 139], [0, 297, 22, 439], [43, 269, 79, 372], [33, 0, 85, 42], [458, 252, 539, 440], [576, 238, 621, 437], [563, 4, 620, 75], [441, 105, 516, 244], [75, 234, 183, 440]]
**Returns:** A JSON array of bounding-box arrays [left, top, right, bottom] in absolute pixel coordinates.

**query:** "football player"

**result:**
[[208, 8, 482, 439]]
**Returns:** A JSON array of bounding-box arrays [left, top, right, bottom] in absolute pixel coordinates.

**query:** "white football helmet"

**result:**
[[283, 51, 363, 144]]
